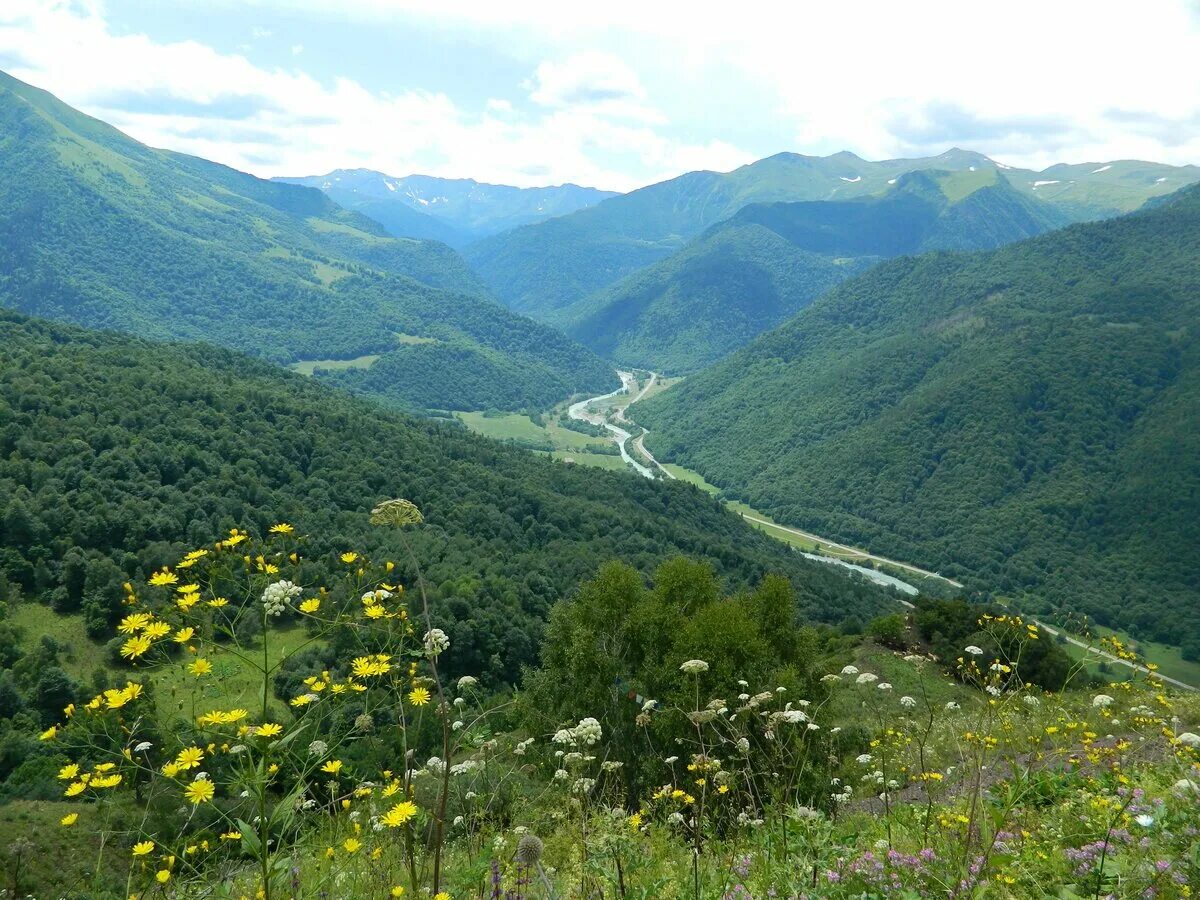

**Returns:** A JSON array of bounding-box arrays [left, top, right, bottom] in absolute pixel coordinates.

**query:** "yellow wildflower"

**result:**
[[184, 779, 215, 804], [120, 635, 152, 659], [380, 801, 419, 827]]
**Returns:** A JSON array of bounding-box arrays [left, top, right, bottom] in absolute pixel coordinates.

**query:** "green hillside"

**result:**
[[638, 184, 1200, 645], [463, 149, 1198, 320], [0, 310, 891, 683], [0, 70, 614, 411], [563, 171, 1067, 372]]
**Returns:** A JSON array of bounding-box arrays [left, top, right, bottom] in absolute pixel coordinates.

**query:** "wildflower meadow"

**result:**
[[23, 503, 1200, 898]]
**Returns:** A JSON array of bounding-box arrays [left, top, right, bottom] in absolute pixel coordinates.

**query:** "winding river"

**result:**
[[567, 371, 655, 478]]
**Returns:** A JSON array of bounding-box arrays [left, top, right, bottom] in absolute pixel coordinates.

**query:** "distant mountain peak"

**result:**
[[273, 169, 619, 246]]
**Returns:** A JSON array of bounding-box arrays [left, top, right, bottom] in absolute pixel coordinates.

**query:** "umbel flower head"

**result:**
[[262, 580, 302, 616], [680, 659, 709, 675], [370, 498, 424, 528], [424, 629, 450, 657]]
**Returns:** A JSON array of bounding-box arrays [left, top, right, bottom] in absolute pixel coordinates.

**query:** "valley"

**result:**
[[459, 369, 965, 596], [1, 23, 1198, 897], [459, 368, 1200, 693]]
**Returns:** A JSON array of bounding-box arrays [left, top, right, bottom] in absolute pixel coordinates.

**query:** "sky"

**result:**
[[2, 0, 1199, 192]]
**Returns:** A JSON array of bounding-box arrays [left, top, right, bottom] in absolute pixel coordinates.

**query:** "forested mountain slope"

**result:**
[[0, 70, 614, 411], [638, 184, 1200, 644], [463, 148, 1197, 320], [277, 170, 617, 246], [0, 311, 890, 682], [563, 170, 1067, 371]]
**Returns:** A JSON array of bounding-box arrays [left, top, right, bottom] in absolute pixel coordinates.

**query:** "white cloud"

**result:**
[[0, 0, 750, 190], [1, 0, 1198, 193], [291, 43, 304, 55], [529, 52, 637, 106], [215, 0, 1200, 170]]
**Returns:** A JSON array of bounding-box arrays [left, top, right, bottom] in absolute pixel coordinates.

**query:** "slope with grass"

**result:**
[[463, 148, 1198, 320], [276, 169, 618, 246], [0, 310, 892, 687], [0, 70, 613, 411], [563, 170, 1067, 371], [638, 184, 1200, 646]]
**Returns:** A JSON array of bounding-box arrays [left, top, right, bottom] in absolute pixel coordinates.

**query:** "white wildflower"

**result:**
[[423, 628, 450, 656], [680, 659, 709, 675], [261, 580, 301, 616]]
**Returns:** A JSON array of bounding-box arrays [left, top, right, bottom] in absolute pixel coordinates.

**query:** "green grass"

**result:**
[[291, 332, 442, 375], [935, 167, 998, 202], [455, 410, 613, 454], [148, 623, 317, 721], [8, 602, 317, 719], [0, 799, 128, 896], [8, 603, 107, 682], [394, 332, 439, 345], [1048, 622, 1200, 688], [825, 642, 977, 721], [303, 217, 386, 242], [541, 450, 631, 471], [290, 355, 380, 376], [661, 464, 717, 491]]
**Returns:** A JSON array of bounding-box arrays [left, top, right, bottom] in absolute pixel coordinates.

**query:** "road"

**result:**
[[576, 372, 1200, 691], [567, 371, 654, 478], [1030, 621, 1196, 691], [737, 513, 963, 587]]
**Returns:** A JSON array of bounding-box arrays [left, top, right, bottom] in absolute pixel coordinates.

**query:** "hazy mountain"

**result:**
[[275, 169, 618, 246], [638, 183, 1200, 643], [463, 148, 1199, 320], [0, 70, 615, 411], [562, 169, 1069, 371]]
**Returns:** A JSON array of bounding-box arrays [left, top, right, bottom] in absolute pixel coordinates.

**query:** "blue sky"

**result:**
[[2, 1, 1199, 191]]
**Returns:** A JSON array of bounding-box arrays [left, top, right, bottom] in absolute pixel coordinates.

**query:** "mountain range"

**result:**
[[462, 148, 1199, 321], [560, 168, 1070, 372], [637, 182, 1200, 644], [274, 169, 618, 247], [0, 70, 615, 412]]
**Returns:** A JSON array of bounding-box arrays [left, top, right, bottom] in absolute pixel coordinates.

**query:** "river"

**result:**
[[567, 371, 656, 478]]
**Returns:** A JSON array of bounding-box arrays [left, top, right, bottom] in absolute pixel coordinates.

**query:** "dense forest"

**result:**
[[639, 184, 1200, 645], [0, 70, 614, 411], [0, 310, 894, 685], [562, 170, 1065, 372]]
